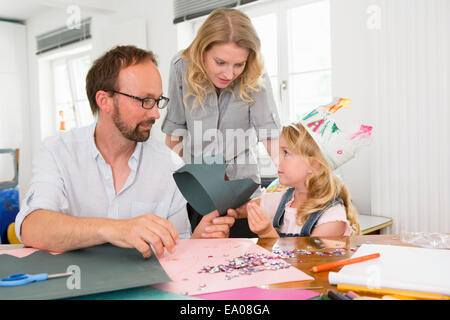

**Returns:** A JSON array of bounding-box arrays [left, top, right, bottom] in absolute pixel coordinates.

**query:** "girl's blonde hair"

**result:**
[[181, 8, 264, 110], [282, 123, 360, 235]]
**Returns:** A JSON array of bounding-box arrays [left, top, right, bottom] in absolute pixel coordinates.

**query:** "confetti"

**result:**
[[198, 252, 291, 280], [196, 247, 357, 283], [271, 248, 350, 258]]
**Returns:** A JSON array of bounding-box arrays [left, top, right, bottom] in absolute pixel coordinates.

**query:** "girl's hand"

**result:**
[[246, 202, 278, 238]]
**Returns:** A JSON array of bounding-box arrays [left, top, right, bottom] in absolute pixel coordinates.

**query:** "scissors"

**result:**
[[0, 272, 73, 287]]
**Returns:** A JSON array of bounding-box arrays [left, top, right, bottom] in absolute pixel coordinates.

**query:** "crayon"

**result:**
[[310, 253, 380, 272], [382, 295, 416, 300]]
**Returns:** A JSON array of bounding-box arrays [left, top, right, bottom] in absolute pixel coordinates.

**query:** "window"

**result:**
[[251, 13, 278, 103], [52, 51, 93, 132], [245, 0, 331, 123], [246, 0, 332, 175], [286, 0, 331, 120], [247, 11, 280, 176]]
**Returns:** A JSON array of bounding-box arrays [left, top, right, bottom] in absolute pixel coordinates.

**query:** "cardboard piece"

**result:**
[[173, 155, 259, 216]]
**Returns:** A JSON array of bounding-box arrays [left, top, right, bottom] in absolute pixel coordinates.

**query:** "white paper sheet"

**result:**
[[328, 244, 450, 295]]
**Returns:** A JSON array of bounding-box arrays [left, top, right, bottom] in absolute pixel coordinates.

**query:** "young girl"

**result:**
[[228, 101, 371, 238]]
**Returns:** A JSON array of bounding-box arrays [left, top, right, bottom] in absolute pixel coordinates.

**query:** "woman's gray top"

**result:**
[[161, 53, 281, 185]]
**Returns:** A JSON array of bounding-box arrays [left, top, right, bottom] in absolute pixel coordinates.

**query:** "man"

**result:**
[[15, 45, 235, 258]]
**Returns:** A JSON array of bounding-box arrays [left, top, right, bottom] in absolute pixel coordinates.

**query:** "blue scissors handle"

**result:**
[[0, 273, 48, 287]]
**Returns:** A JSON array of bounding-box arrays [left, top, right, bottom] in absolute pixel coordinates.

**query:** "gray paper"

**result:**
[[0, 244, 170, 300], [173, 155, 259, 216]]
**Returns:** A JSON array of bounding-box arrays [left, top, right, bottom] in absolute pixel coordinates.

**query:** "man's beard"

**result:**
[[112, 99, 154, 142]]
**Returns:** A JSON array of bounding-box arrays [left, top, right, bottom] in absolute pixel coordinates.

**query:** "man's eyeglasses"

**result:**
[[109, 90, 169, 110]]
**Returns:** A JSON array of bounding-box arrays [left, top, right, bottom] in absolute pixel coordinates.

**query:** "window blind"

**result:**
[[35, 17, 91, 55], [173, 0, 258, 24]]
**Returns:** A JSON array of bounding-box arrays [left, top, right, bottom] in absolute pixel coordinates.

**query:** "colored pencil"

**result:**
[[337, 284, 450, 300], [327, 290, 351, 300], [335, 291, 352, 300], [310, 253, 381, 272], [345, 291, 360, 299]]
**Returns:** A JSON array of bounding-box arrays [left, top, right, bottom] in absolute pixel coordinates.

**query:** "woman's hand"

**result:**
[[246, 202, 278, 238]]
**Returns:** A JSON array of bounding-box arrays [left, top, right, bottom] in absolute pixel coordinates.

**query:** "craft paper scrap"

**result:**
[[193, 286, 320, 300], [328, 244, 450, 295], [0, 247, 60, 258], [151, 238, 314, 296]]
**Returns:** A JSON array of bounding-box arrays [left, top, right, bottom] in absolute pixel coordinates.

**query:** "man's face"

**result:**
[[112, 61, 162, 142]]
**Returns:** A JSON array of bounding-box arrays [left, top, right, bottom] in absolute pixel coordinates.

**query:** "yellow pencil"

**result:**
[[337, 283, 450, 300], [382, 295, 417, 300]]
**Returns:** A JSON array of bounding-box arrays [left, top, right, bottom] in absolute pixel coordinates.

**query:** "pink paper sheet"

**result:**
[[193, 286, 320, 300], [151, 238, 314, 296], [0, 247, 60, 258]]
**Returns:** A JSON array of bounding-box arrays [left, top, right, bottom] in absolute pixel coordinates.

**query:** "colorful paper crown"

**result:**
[[297, 98, 373, 170]]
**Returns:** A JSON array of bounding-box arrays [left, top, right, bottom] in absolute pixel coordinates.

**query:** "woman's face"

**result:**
[[203, 42, 250, 89]]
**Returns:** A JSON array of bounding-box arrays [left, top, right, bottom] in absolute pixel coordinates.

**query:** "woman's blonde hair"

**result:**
[[281, 123, 360, 235], [181, 8, 264, 110]]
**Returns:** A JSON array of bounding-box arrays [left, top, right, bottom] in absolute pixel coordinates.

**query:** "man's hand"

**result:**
[[226, 198, 261, 219], [226, 203, 246, 219], [192, 210, 235, 238], [101, 213, 179, 259]]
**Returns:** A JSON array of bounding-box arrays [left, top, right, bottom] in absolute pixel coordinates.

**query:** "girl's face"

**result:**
[[277, 135, 312, 189], [203, 42, 249, 89]]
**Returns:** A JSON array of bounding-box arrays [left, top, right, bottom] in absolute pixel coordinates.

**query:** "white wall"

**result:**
[[136, 0, 178, 141], [0, 21, 29, 195], [369, 0, 450, 233], [331, 0, 450, 233], [330, 0, 374, 215]]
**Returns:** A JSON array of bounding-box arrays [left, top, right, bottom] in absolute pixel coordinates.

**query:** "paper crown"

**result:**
[[297, 98, 373, 170]]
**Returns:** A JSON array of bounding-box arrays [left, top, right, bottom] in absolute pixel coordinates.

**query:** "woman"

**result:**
[[162, 8, 281, 189]]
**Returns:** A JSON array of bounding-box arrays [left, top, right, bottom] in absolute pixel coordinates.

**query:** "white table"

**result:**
[[358, 214, 393, 234]]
